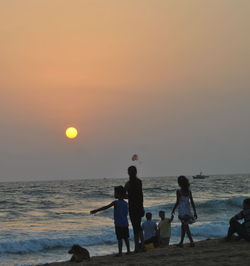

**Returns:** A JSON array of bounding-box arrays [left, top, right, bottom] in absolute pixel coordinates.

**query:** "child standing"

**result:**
[[90, 186, 130, 256], [158, 211, 172, 247], [171, 176, 197, 247]]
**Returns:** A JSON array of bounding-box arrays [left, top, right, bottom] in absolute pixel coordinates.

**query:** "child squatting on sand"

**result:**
[[226, 198, 250, 241], [90, 186, 130, 256], [171, 176, 197, 247]]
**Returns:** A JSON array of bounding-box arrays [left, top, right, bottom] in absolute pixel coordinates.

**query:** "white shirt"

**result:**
[[142, 220, 157, 241]]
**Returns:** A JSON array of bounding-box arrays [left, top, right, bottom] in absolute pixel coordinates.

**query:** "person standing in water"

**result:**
[[171, 176, 197, 247], [125, 166, 145, 252]]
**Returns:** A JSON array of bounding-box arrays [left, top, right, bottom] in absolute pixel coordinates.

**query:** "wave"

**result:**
[[144, 196, 245, 215], [171, 222, 228, 238], [197, 196, 245, 210], [190, 222, 228, 238], [0, 231, 116, 255], [0, 221, 229, 255], [2, 196, 244, 214]]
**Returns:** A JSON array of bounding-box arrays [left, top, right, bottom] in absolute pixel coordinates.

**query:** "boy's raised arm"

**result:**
[[90, 201, 115, 215]]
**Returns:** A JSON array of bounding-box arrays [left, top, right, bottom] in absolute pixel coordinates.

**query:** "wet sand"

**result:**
[[40, 238, 250, 266]]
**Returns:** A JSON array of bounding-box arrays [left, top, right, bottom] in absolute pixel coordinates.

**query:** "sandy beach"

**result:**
[[41, 238, 250, 266]]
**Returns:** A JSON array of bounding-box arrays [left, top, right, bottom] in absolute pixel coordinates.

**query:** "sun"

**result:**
[[65, 127, 78, 139]]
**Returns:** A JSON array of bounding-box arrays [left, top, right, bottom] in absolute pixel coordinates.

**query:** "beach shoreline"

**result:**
[[40, 238, 250, 266]]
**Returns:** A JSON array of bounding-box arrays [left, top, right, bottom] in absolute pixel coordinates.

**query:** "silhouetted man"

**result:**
[[125, 166, 145, 252]]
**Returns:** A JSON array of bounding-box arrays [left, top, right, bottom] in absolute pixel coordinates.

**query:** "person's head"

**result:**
[[178, 175, 190, 194], [146, 212, 152, 220], [114, 186, 125, 199], [128, 165, 137, 180], [243, 198, 250, 210], [159, 211, 165, 220]]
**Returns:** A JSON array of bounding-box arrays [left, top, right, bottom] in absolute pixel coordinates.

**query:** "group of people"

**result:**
[[90, 166, 250, 256], [90, 165, 145, 255], [141, 211, 171, 248]]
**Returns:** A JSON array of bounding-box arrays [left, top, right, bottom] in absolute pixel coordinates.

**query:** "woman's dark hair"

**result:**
[[178, 175, 190, 195]]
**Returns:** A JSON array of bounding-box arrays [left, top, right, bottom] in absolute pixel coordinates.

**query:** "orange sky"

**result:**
[[0, 1, 250, 181]]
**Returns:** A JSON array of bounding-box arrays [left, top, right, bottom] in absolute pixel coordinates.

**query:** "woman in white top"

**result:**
[[172, 176, 197, 247]]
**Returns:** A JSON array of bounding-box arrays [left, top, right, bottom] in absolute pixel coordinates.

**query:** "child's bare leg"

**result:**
[[178, 223, 186, 246], [186, 225, 194, 246], [124, 238, 130, 253]]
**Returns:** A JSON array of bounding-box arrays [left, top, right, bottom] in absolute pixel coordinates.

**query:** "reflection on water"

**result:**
[[0, 174, 249, 265]]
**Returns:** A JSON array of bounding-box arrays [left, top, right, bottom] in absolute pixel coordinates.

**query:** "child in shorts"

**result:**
[[90, 186, 130, 256]]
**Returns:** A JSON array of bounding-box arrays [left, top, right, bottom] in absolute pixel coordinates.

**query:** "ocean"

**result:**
[[0, 174, 249, 266]]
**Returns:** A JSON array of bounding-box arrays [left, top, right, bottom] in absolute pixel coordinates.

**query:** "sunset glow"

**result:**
[[0, 0, 249, 180], [1, 1, 250, 264]]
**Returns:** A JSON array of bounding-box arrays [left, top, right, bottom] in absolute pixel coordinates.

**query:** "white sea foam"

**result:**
[[0, 232, 116, 254], [0, 175, 249, 264], [0, 222, 229, 255]]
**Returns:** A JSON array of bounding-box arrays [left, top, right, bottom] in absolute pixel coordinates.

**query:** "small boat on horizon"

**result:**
[[193, 172, 209, 179]]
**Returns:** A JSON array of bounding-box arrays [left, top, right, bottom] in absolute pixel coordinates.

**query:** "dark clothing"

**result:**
[[115, 226, 129, 240], [125, 177, 144, 215], [234, 208, 250, 236], [114, 200, 128, 227], [228, 219, 250, 241], [125, 177, 144, 233], [130, 212, 142, 234]]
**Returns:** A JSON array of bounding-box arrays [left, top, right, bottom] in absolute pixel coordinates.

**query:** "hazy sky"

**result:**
[[0, 0, 250, 181]]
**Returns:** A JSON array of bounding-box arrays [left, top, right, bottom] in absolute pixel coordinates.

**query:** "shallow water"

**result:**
[[0, 174, 249, 265]]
